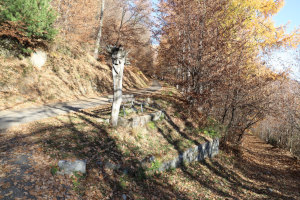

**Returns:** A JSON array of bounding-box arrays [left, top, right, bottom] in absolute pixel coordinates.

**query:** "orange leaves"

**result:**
[[154, 0, 299, 145], [0, 182, 11, 189], [0, 21, 42, 48]]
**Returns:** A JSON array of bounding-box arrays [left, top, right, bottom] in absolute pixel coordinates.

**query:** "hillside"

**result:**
[[0, 45, 149, 111], [1, 0, 300, 199], [0, 84, 299, 199]]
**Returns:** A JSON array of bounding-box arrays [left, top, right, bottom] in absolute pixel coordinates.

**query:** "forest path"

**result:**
[[0, 80, 161, 199], [0, 80, 161, 131], [238, 134, 300, 199]]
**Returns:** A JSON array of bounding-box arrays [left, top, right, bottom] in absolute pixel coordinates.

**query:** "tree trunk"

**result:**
[[108, 46, 127, 127], [115, 7, 126, 46], [94, 0, 105, 59], [111, 64, 124, 127]]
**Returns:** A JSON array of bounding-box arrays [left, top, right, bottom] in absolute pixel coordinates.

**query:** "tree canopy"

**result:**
[[154, 0, 299, 144], [0, 0, 57, 40]]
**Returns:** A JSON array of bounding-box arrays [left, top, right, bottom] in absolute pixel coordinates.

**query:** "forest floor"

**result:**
[[0, 84, 299, 200], [236, 134, 300, 199]]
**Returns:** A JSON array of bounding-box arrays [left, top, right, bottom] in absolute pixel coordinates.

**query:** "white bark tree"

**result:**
[[107, 45, 128, 127]]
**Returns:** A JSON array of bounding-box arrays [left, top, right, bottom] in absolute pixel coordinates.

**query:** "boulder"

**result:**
[[58, 160, 86, 175], [30, 50, 47, 69]]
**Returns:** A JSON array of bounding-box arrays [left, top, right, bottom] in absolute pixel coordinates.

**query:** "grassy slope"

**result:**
[[0, 46, 149, 111]]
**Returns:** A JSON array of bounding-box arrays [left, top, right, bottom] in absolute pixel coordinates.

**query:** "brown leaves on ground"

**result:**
[[1, 93, 299, 199], [237, 134, 300, 199]]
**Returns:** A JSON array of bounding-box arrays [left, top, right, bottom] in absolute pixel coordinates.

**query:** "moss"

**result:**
[[147, 121, 156, 130]]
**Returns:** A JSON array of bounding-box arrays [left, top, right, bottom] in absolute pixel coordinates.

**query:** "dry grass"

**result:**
[[0, 45, 149, 111], [0, 89, 206, 199], [108, 120, 199, 163], [1, 86, 300, 199], [2, 112, 299, 199]]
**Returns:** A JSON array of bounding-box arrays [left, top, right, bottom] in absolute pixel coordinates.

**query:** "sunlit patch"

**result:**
[[30, 50, 47, 69]]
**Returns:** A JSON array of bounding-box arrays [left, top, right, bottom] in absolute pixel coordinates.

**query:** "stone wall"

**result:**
[[100, 138, 220, 173], [158, 138, 219, 172], [118, 110, 164, 128], [58, 139, 220, 175], [66, 108, 220, 174]]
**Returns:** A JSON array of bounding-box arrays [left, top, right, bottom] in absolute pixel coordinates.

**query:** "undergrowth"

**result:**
[[1, 84, 299, 200]]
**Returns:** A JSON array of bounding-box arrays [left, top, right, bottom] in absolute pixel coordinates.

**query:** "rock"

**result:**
[[96, 160, 103, 166], [122, 169, 129, 175], [104, 162, 121, 170], [30, 50, 47, 69], [98, 138, 220, 174], [168, 158, 178, 169], [123, 95, 135, 102], [58, 160, 86, 175], [97, 118, 110, 123], [211, 138, 219, 157], [131, 117, 141, 128], [140, 155, 155, 169], [139, 115, 151, 127], [151, 111, 164, 121], [117, 110, 164, 128], [146, 97, 153, 104], [155, 139, 220, 172]]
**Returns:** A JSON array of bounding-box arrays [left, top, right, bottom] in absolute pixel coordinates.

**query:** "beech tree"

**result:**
[[51, 0, 154, 71], [253, 78, 300, 156], [155, 0, 299, 145], [101, 0, 153, 72]]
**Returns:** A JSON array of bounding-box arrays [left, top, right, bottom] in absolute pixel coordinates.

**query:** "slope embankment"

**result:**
[[0, 81, 161, 130], [0, 47, 149, 111]]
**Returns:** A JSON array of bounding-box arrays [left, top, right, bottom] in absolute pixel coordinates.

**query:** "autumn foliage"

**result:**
[[154, 0, 299, 145], [0, 0, 57, 54], [50, 0, 154, 72], [1, 0, 300, 154]]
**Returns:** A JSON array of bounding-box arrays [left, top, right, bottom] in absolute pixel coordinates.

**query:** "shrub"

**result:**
[[267, 137, 279, 147], [199, 118, 223, 139], [50, 165, 58, 176], [0, 0, 57, 49], [147, 121, 156, 130], [0, 36, 23, 57], [148, 160, 161, 175]]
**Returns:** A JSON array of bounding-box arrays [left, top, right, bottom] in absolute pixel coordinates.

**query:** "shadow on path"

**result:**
[[0, 81, 161, 130]]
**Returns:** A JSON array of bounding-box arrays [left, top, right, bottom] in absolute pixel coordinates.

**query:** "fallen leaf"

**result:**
[[4, 191, 13, 196]]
